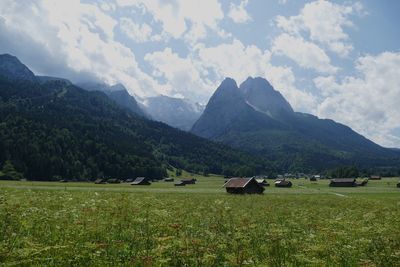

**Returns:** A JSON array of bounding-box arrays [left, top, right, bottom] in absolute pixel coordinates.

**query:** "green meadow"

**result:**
[[1, 177, 399, 266]]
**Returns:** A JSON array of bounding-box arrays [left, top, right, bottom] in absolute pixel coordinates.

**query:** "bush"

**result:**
[[0, 160, 24, 180]]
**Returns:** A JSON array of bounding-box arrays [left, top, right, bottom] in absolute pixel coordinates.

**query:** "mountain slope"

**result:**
[[0, 54, 36, 82], [141, 95, 204, 131], [77, 82, 147, 117], [0, 55, 267, 180], [191, 77, 400, 171]]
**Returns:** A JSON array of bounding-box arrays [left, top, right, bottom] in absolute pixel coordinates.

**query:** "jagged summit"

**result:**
[[240, 77, 294, 118]]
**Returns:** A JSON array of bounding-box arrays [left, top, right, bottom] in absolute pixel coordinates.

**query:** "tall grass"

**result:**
[[0, 188, 399, 266]]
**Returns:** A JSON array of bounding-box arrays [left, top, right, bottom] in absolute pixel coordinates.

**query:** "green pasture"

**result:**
[[0, 178, 399, 266]]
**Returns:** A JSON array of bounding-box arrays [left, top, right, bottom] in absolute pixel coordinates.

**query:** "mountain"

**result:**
[[0, 55, 267, 180], [0, 54, 36, 82], [192, 77, 400, 172], [77, 82, 147, 117], [141, 95, 204, 131]]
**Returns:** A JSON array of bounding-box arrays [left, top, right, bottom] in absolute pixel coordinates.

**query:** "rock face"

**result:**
[[240, 77, 293, 118], [191, 77, 400, 171], [0, 54, 36, 82], [141, 95, 204, 131]]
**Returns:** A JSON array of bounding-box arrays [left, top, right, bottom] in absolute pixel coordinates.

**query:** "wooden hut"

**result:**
[[370, 175, 381, 180], [130, 177, 151, 185], [223, 177, 265, 194], [274, 179, 292, 188], [181, 178, 196, 185], [94, 178, 107, 184], [356, 179, 368, 186], [164, 178, 174, 182], [329, 178, 357, 187], [174, 181, 186, 186], [256, 179, 270, 187]]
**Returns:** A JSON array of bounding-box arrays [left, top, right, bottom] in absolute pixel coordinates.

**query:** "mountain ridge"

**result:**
[[191, 76, 400, 171]]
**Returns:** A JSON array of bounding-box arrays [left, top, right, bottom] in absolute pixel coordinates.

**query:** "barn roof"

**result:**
[[223, 178, 253, 188], [131, 177, 149, 184]]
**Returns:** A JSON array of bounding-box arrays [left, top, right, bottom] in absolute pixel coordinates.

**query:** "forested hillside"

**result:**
[[0, 75, 267, 181]]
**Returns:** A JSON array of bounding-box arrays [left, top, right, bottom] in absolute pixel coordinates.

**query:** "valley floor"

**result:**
[[1, 178, 399, 266]]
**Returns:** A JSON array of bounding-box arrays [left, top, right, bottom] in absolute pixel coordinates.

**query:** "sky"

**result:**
[[0, 0, 400, 148]]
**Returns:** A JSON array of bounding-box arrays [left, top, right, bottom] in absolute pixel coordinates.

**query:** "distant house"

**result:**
[[256, 179, 270, 187], [174, 181, 186, 186], [107, 178, 120, 184], [274, 179, 292, 188], [164, 178, 174, 182], [181, 178, 196, 185], [329, 178, 357, 187], [310, 176, 317, 182], [370, 175, 381, 180], [130, 177, 151, 185], [94, 178, 107, 184], [223, 177, 265, 194], [356, 179, 368, 186]]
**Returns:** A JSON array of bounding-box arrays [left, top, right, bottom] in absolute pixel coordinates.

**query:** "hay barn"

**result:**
[[223, 178, 265, 194], [256, 179, 270, 186], [181, 178, 196, 184], [329, 178, 357, 187], [370, 175, 381, 180], [130, 177, 151, 185], [274, 179, 292, 188], [174, 181, 186, 186]]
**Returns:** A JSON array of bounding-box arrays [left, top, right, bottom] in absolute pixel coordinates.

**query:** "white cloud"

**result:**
[[144, 48, 214, 102], [315, 52, 400, 147], [228, 0, 252, 24], [119, 17, 153, 43], [276, 0, 362, 57], [115, 0, 225, 42], [272, 33, 338, 74], [0, 0, 162, 98]]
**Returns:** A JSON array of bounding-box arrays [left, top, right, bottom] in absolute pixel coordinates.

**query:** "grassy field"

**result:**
[[1, 177, 399, 266]]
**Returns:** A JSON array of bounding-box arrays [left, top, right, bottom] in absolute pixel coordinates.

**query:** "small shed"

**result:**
[[223, 177, 265, 194], [370, 175, 381, 180], [181, 178, 196, 185], [94, 178, 107, 184], [107, 178, 120, 184], [164, 178, 174, 182], [329, 178, 357, 187], [174, 181, 186, 186], [130, 177, 151, 185], [256, 179, 270, 187], [274, 179, 292, 188], [356, 179, 368, 186]]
